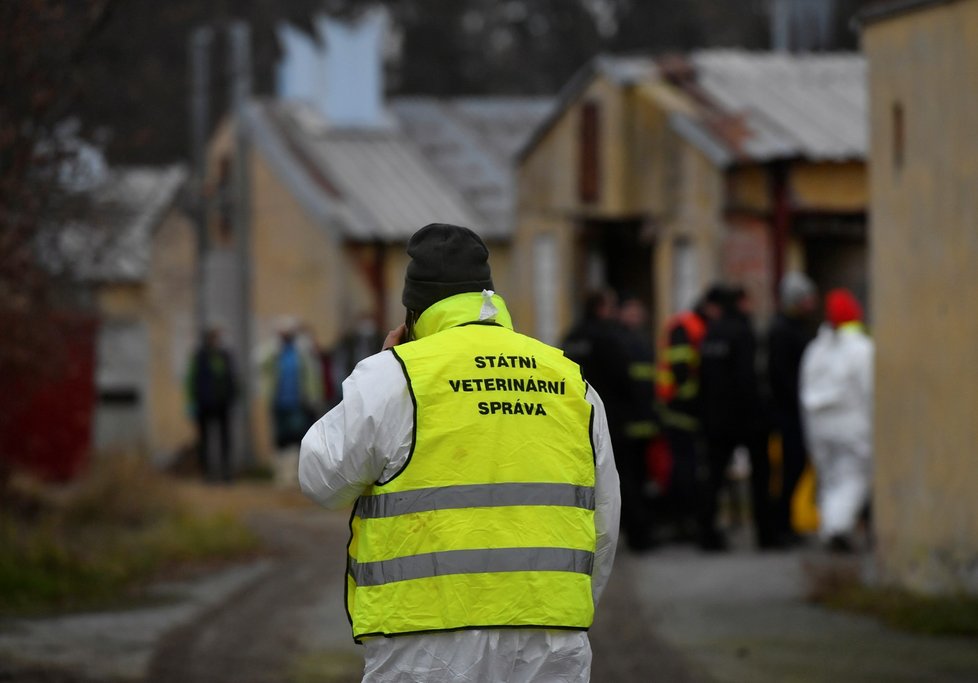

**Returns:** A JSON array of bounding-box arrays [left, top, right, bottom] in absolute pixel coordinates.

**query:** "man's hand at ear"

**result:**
[[383, 323, 407, 350]]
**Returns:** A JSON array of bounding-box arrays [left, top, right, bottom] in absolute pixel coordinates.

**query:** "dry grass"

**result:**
[[804, 555, 978, 639], [0, 455, 306, 615]]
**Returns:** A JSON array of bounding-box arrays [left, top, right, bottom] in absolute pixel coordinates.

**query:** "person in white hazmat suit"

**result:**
[[299, 223, 621, 683], [800, 288, 874, 552]]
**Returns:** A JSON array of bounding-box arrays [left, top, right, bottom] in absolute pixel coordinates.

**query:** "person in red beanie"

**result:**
[[825, 289, 863, 328], [799, 288, 874, 552]]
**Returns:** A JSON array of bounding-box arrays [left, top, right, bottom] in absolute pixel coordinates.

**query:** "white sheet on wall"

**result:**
[[672, 238, 699, 313], [533, 233, 558, 346]]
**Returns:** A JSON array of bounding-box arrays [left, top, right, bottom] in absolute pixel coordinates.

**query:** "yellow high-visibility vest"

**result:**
[[347, 293, 596, 642]]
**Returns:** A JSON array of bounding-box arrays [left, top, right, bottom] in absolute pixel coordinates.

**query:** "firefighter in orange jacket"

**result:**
[[655, 286, 724, 540]]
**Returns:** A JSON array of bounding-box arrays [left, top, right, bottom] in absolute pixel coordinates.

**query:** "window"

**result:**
[[892, 101, 904, 172], [579, 102, 600, 203]]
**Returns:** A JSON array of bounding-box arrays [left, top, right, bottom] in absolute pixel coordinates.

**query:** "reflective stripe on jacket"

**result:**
[[347, 293, 597, 642]]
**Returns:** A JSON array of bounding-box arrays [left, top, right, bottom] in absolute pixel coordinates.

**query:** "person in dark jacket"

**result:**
[[618, 292, 658, 453], [655, 285, 725, 541], [767, 272, 818, 545], [564, 289, 653, 551], [187, 327, 237, 482], [698, 286, 775, 550]]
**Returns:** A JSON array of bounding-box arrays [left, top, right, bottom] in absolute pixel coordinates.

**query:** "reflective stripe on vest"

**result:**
[[656, 311, 707, 403], [628, 361, 656, 381], [660, 408, 700, 432], [350, 547, 594, 587], [625, 421, 659, 439], [347, 294, 596, 642]]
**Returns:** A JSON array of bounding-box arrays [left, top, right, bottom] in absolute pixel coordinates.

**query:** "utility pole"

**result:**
[[188, 26, 213, 341], [228, 20, 254, 467]]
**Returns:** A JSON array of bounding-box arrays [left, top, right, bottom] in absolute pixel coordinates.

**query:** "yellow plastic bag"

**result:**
[[792, 463, 819, 533], [769, 433, 819, 533]]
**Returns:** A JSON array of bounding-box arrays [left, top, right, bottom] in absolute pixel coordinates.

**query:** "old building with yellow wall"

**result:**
[[514, 58, 682, 344], [862, 0, 978, 593], [206, 97, 548, 463], [515, 52, 868, 350], [87, 166, 196, 464]]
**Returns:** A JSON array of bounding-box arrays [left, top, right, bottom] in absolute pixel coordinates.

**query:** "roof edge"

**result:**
[[668, 113, 734, 168], [515, 58, 600, 164], [858, 0, 960, 26]]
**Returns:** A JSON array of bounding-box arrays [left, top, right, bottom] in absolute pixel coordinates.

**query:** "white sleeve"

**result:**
[[587, 383, 621, 608], [299, 350, 414, 510]]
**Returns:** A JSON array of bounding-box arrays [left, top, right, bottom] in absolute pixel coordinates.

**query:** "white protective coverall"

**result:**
[[799, 323, 874, 541], [299, 340, 621, 682]]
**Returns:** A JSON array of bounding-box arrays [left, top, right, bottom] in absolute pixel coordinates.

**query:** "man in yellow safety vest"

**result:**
[[299, 223, 621, 682]]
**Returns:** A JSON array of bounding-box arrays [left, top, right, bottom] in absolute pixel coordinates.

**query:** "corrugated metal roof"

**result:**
[[520, 52, 865, 168], [391, 97, 553, 239], [249, 100, 483, 241], [689, 50, 867, 162], [43, 165, 187, 282]]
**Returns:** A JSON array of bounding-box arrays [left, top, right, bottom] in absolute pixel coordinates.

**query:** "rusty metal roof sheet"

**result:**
[[391, 97, 554, 239], [519, 51, 866, 168], [246, 100, 482, 242], [687, 50, 867, 163]]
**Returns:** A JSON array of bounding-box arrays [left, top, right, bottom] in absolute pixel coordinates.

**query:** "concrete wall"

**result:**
[[143, 209, 197, 463], [864, 0, 978, 593]]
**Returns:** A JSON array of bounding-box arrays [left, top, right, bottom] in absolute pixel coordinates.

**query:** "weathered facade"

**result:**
[[515, 52, 867, 346], [82, 166, 197, 464], [862, 0, 978, 593], [207, 96, 549, 461]]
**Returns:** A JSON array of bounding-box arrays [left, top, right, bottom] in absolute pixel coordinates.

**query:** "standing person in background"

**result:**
[[656, 285, 724, 542], [302, 324, 339, 412], [699, 286, 777, 550], [800, 288, 874, 553], [186, 327, 237, 482], [330, 312, 386, 401], [263, 318, 323, 486], [564, 289, 653, 551], [300, 223, 619, 682], [767, 272, 819, 546], [618, 293, 661, 539]]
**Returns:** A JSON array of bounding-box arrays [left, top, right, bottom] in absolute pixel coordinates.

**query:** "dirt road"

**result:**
[[145, 507, 705, 683], [147, 508, 359, 683], [2, 504, 706, 683]]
